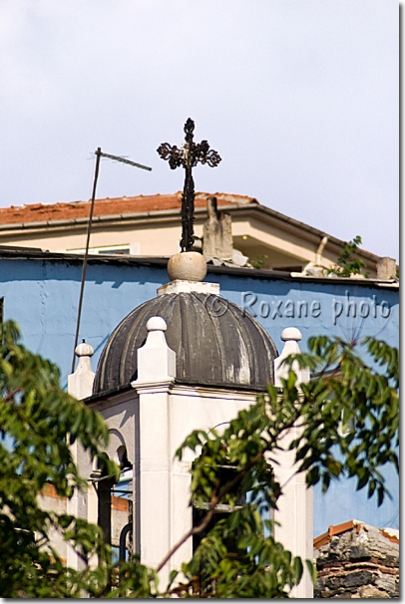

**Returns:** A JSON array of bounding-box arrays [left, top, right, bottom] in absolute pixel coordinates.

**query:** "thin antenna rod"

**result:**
[[71, 147, 102, 373], [99, 151, 152, 171], [71, 147, 152, 374]]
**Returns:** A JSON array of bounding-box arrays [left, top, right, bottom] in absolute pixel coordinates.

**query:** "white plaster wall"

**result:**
[[167, 387, 256, 574], [86, 385, 313, 597], [273, 425, 314, 598], [89, 393, 136, 470], [38, 492, 68, 562]]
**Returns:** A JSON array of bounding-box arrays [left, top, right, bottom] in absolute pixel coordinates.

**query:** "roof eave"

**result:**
[[0, 201, 390, 266]]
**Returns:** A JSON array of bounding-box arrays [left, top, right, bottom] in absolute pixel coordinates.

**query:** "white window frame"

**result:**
[[63, 243, 139, 255]]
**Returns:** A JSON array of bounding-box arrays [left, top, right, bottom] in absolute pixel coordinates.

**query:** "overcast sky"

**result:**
[[0, 1, 398, 260]]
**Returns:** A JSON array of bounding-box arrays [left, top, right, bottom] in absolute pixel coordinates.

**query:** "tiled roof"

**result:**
[[0, 191, 383, 267], [0, 192, 256, 226]]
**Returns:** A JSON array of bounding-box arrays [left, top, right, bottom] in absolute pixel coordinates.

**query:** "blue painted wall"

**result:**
[[0, 256, 399, 536]]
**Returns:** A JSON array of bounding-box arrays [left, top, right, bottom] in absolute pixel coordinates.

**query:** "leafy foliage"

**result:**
[[0, 321, 398, 597], [250, 254, 268, 269], [327, 235, 369, 277], [0, 321, 119, 597]]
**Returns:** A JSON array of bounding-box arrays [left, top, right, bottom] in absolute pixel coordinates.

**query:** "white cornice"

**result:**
[[169, 383, 258, 402]]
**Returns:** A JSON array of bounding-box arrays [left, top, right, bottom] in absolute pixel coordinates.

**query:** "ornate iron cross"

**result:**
[[157, 118, 221, 252]]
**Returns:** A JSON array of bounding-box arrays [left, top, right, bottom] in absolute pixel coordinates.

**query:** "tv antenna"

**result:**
[[71, 147, 152, 374]]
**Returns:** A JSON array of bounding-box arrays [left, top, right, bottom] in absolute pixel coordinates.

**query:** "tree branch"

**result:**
[[156, 495, 219, 573]]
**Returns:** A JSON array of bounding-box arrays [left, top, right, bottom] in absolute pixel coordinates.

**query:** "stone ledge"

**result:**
[[157, 279, 220, 295]]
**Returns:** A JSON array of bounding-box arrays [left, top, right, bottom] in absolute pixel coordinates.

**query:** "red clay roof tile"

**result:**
[[381, 529, 399, 544], [314, 520, 355, 549], [0, 192, 256, 226]]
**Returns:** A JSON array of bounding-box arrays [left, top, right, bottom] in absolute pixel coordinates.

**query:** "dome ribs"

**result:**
[[93, 293, 278, 394]]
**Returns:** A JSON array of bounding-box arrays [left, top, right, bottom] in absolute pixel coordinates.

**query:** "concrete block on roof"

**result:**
[[203, 196, 233, 261], [376, 257, 397, 280]]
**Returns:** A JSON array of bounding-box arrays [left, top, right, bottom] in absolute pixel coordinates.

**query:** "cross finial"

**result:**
[[157, 119, 221, 252]]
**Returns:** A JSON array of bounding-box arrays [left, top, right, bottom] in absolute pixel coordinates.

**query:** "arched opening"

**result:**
[[116, 445, 133, 472], [90, 436, 134, 559], [96, 453, 116, 546]]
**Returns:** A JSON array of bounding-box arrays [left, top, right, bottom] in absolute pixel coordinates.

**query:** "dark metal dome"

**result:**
[[93, 292, 278, 394]]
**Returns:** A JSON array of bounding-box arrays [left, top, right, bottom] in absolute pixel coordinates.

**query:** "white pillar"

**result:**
[[273, 328, 313, 598], [66, 446, 90, 570], [136, 317, 176, 382], [132, 317, 176, 586], [68, 342, 95, 400], [67, 342, 95, 569], [274, 327, 309, 387]]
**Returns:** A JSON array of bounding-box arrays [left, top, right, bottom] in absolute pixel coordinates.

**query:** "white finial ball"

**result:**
[[146, 316, 167, 332], [75, 341, 94, 357], [167, 251, 207, 282], [281, 327, 302, 342]]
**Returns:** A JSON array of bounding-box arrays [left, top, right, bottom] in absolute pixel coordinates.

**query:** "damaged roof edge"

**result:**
[[314, 519, 400, 549]]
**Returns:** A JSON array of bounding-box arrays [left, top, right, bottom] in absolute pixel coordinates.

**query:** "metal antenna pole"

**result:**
[[71, 148, 102, 373], [71, 147, 152, 374]]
